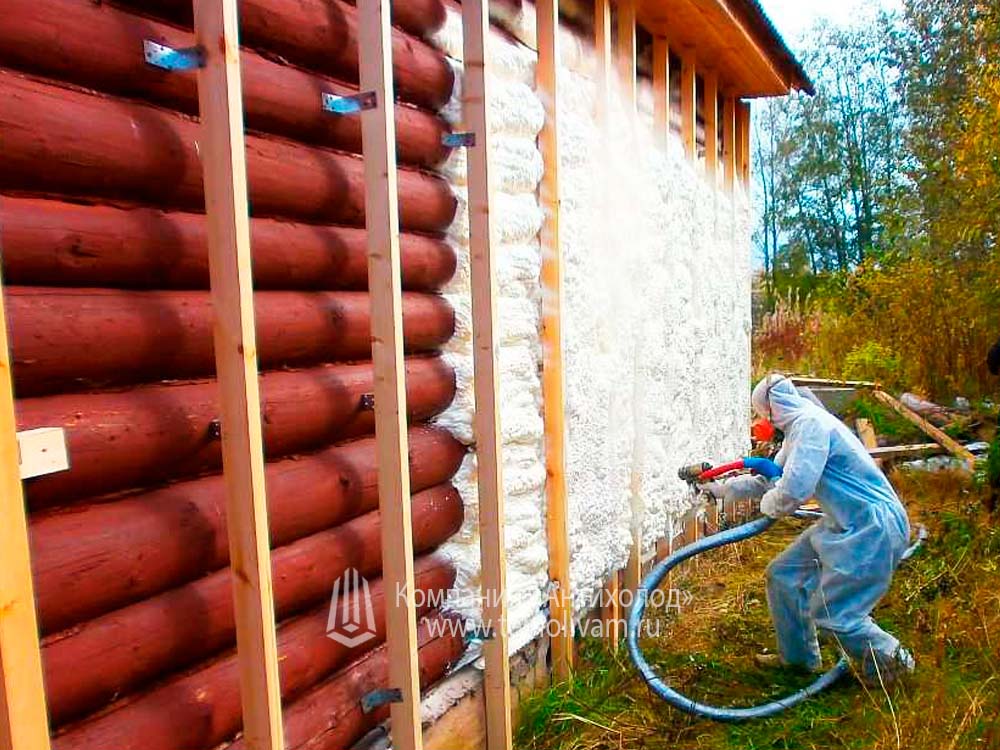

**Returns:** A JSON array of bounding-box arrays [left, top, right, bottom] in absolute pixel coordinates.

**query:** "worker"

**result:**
[[703, 374, 915, 686]]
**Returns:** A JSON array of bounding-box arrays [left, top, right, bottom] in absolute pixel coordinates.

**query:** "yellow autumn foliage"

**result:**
[[756, 255, 1000, 399]]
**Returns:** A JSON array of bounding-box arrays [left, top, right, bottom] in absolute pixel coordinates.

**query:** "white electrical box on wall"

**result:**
[[17, 427, 70, 480]]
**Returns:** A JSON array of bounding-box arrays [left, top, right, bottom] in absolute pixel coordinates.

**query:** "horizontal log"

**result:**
[[0, 72, 455, 231], [31, 426, 465, 633], [42, 484, 464, 724], [228, 612, 464, 750], [8, 288, 454, 396], [0, 198, 456, 291], [52, 562, 458, 750], [125, 0, 450, 41], [20, 357, 455, 506], [343, 0, 448, 38], [0, 0, 449, 167], [113, 0, 453, 108]]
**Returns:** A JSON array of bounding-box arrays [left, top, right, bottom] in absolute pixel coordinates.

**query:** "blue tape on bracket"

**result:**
[[143, 40, 205, 71], [442, 132, 476, 148], [360, 687, 402, 714], [322, 91, 378, 115]]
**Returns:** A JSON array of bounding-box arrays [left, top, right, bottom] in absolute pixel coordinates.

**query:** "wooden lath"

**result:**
[[592, 0, 621, 651], [680, 49, 697, 160], [460, 0, 515, 742], [192, 0, 285, 745], [652, 36, 670, 147], [539, 0, 574, 681], [0, 264, 51, 750], [356, 0, 426, 744], [870, 390, 977, 470], [703, 69, 719, 178], [722, 94, 737, 191]]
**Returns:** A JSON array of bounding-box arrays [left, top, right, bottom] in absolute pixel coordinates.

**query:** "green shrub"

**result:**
[[844, 341, 902, 386]]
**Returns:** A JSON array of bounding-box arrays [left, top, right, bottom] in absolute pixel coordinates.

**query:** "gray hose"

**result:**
[[626, 515, 851, 722]]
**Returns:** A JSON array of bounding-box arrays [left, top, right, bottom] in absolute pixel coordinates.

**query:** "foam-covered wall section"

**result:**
[[430, 7, 751, 648], [559, 63, 753, 614]]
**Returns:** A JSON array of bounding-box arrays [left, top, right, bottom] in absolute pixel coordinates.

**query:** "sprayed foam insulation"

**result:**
[[431, 8, 551, 658], [558, 69, 752, 615], [429, 6, 751, 656]]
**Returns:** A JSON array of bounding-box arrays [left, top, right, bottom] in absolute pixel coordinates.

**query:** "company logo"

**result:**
[[325, 568, 377, 648]]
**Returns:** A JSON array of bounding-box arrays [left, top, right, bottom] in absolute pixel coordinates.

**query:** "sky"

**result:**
[[758, 0, 903, 51]]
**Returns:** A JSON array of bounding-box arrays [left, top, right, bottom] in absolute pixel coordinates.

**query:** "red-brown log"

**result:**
[[230, 613, 463, 750], [110, 0, 453, 108], [20, 357, 456, 506], [0, 72, 455, 231], [0, 0, 450, 167], [343, 0, 449, 38], [124, 0, 451, 41], [31, 426, 465, 633], [8, 288, 454, 396], [42, 484, 464, 724], [51, 564, 459, 750], [0, 198, 456, 291]]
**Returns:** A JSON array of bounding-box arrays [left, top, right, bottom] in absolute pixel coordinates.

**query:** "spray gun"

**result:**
[[678, 457, 783, 485], [677, 462, 713, 484], [678, 457, 785, 530]]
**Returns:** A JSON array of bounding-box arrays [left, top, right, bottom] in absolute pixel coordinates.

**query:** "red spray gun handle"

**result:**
[[678, 457, 783, 483]]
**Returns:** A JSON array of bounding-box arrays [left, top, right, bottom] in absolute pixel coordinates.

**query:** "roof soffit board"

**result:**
[[635, 0, 791, 97]]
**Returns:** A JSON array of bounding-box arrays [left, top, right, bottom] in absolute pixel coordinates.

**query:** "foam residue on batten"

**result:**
[[430, 7, 551, 658]]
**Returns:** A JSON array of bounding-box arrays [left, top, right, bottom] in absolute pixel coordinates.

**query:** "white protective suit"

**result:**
[[749, 374, 914, 682]]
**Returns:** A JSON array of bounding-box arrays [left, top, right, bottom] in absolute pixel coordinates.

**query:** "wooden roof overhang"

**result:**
[[635, 0, 813, 97]]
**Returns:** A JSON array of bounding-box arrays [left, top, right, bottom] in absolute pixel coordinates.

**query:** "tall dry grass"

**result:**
[[755, 256, 1000, 399]]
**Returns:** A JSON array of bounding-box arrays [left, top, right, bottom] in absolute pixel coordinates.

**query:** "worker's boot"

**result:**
[[753, 653, 782, 669], [859, 646, 915, 688], [754, 652, 824, 673]]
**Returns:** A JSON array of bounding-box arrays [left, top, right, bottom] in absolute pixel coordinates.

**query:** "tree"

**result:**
[[752, 15, 912, 301], [901, 0, 1000, 258]]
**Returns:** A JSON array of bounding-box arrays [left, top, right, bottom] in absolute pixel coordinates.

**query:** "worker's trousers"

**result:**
[[765, 507, 911, 680]]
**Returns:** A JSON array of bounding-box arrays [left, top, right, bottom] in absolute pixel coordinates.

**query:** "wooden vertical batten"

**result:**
[[615, 0, 643, 615], [593, 0, 621, 649], [357, 0, 424, 746], [192, 1, 284, 746], [538, 0, 574, 681], [653, 37, 670, 148], [723, 95, 737, 192], [460, 0, 515, 743], [703, 70, 719, 180], [594, 0, 613, 117], [0, 263, 52, 750], [737, 100, 751, 185], [680, 50, 697, 161], [616, 0, 637, 104]]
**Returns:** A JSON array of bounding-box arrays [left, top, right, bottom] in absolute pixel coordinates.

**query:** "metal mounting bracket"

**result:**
[[442, 132, 476, 148], [360, 687, 403, 714], [464, 624, 495, 643], [322, 91, 378, 115], [143, 40, 205, 71]]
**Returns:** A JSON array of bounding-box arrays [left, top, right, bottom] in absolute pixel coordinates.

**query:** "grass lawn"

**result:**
[[516, 470, 1000, 750]]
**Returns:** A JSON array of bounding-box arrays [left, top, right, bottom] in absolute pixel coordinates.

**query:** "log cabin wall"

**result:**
[[0, 0, 471, 747]]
